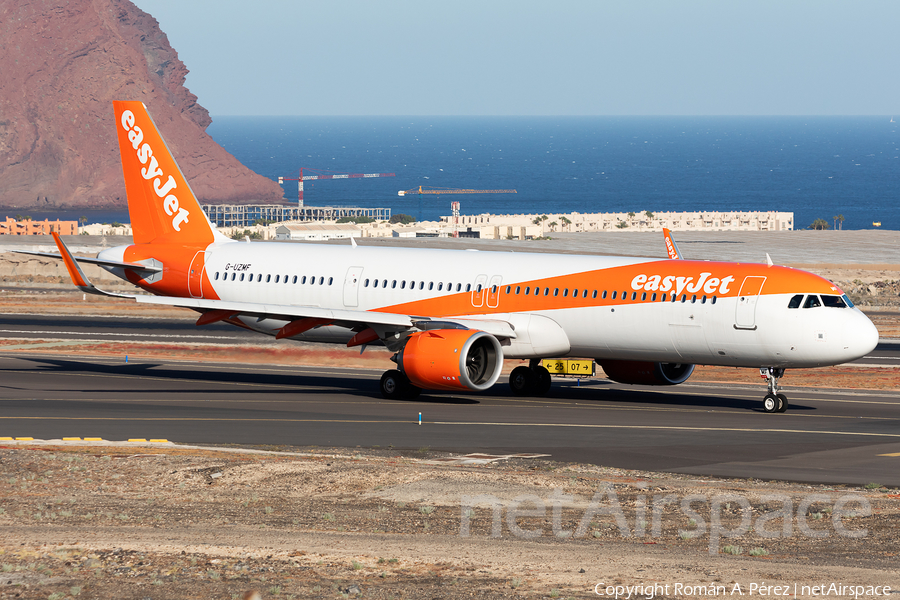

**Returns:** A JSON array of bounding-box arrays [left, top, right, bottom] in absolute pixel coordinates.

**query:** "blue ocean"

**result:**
[[33, 117, 900, 230]]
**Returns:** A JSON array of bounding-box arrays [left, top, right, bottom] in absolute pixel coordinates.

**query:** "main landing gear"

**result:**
[[760, 367, 788, 413], [380, 369, 421, 400], [509, 360, 552, 397]]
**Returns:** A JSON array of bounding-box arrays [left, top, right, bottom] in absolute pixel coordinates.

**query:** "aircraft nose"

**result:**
[[843, 311, 879, 361]]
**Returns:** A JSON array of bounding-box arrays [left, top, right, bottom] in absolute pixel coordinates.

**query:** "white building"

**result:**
[[274, 222, 361, 241]]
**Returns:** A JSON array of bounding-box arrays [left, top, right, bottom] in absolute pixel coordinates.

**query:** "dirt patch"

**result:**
[[1, 444, 898, 599]]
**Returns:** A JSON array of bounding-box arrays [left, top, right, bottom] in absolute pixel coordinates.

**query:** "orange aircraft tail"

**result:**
[[113, 101, 216, 247]]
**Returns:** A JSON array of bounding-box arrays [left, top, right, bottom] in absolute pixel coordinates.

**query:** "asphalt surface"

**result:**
[[1, 313, 900, 487]]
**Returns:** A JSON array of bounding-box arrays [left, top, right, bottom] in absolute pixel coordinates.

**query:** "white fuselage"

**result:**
[[101, 240, 878, 369]]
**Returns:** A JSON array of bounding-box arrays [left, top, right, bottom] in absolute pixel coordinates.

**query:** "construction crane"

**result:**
[[278, 168, 395, 207], [398, 186, 517, 197]]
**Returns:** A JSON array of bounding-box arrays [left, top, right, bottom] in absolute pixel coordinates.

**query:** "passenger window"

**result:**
[[240, 274, 245, 282], [572, 288, 578, 297], [651, 293, 657, 301], [231, 273, 236, 281], [292, 275, 297, 284], [284, 275, 289, 284], [583, 290, 588, 298], [641, 292, 647, 301], [401, 281, 406, 289], [711, 296, 717, 304], [803, 295, 822, 308], [516, 286, 521, 294], [437, 282, 443, 291], [392, 280, 397, 289], [681, 294, 687, 302], [691, 295, 696, 303], [456, 284, 462, 292], [214, 272, 220, 280], [257, 274, 263, 282], [562, 289, 567, 297], [320, 277, 325, 285], [544, 287, 550, 296], [383, 280, 388, 288], [476, 284, 482, 292], [266, 274, 271, 283], [611, 291, 617, 300], [787, 294, 804, 309], [328, 277, 333, 285], [364, 279, 369, 287], [631, 292, 637, 301], [701, 295, 706, 304], [661, 293, 667, 302], [492, 285, 497, 293], [505, 285, 511, 294], [274, 275, 279, 283], [595, 290, 600, 299], [428, 282, 433, 290], [419, 282, 424, 290], [822, 295, 847, 308]]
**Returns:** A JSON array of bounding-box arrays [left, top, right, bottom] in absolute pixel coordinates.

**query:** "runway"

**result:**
[[2, 340, 899, 486]]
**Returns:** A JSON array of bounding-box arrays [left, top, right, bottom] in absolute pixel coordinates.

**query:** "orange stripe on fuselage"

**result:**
[[373, 261, 842, 318], [121, 243, 220, 300]]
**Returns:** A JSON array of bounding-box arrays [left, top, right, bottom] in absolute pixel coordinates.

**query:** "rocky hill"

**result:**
[[0, 0, 285, 209]]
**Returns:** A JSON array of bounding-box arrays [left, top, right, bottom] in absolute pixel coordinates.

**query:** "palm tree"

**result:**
[[836, 214, 844, 230], [560, 216, 572, 231], [808, 218, 830, 230]]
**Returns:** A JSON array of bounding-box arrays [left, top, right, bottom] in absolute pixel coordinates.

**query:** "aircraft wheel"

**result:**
[[381, 369, 408, 400], [509, 366, 535, 396], [776, 393, 788, 413], [533, 366, 552, 396], [404, 382, 422, 400], [763, 393, 779, 413]]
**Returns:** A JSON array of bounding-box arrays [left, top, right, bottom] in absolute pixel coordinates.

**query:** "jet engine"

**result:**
[[397, 329, 503, 391], [598, 360, 694, 386]]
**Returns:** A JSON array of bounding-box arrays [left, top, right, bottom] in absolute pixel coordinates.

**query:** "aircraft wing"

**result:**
[[133, 294, 517, 339], [45, 232, 516, 341]]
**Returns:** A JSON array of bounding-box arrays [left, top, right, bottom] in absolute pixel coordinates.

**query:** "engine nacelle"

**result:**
[[398, 329, 503, 391], [598, 360, 694, 386]]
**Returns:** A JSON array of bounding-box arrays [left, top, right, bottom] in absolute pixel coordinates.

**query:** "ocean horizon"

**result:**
[[12, 116, 899, 230]]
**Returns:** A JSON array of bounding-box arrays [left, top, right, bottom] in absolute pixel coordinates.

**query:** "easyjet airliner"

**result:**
[[31, 102, 879, 413]]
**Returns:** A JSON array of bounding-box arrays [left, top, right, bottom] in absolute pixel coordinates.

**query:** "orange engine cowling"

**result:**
[[598, 360, 694, 386], [398, 329, 503, 392]]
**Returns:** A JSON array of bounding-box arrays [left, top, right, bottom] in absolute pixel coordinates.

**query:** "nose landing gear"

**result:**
[[760, 367, 788, 413]]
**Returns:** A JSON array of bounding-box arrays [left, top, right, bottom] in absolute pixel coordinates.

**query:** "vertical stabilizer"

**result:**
[[113, 101, 217, 246]]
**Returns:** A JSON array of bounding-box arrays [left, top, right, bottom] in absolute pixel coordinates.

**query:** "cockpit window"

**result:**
[[842, 294, 855, 308], [821, 295, 848, 308], [803, 294, 822, 308], [787, 294, 804, 309]]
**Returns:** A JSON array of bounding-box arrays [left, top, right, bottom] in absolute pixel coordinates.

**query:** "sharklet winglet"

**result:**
[[51, 232, 134, 299]]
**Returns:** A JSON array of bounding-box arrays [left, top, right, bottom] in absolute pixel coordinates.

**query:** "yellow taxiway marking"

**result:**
[[3, 416, 900, 439], [877, 452, 900, 457]]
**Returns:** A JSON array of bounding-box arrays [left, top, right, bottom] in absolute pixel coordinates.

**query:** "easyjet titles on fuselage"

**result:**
[[631, 272, 735, 297], [119, 110, 191, 232]]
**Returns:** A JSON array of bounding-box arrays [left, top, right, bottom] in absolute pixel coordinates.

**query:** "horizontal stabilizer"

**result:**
[[14, 250, 163, 274], [48, 233, 133, 298]]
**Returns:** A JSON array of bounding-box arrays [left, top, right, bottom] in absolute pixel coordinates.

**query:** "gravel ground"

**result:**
[[1, 444, 899, 600], [2, 260, 900, 599]]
